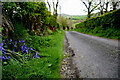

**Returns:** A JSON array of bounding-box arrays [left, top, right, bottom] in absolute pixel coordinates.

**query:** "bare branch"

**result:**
[[81, 0, 88, 8], [103, 2, 109, 12], [56, 0, 59, 9], [91, 2, 100, 12], [53, 0, 55, 9], [47, 0, 51, 11]]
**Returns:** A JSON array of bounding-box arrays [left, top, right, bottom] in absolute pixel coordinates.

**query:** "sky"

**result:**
[[45, 0, 88, 15], [59, 0, 87, 15]]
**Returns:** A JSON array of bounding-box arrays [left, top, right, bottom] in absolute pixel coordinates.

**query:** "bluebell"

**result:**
[[7, 56, 10, 59], [10, 39, 12, 42]]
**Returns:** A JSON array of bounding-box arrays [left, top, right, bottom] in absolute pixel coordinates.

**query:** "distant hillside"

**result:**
[[58, 14, 70, 17], [58, 14, 87, 18], [71, 15, 87, 20]]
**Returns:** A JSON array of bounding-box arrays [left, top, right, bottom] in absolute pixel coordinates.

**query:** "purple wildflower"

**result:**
[[29, 49, 30, 57], [21, 39, 24, 43], [35, 50, 39, 59], [23, 43, 25, 45], [2, 47, 4, 51], [2, 42, 3, 46], [3, 53, 5, 56], [7, 56, 10, 59], [32, 55, 35, 58], [2, 49, 6, 54], [2, 40, 5, 46], [13, 49, 15, 52], [0, 44, 2, 49], [24, 45, 27, 50], [15, 41, 17, 45], [30, 47, 33, 50], [2, 40, 5, 42], [35, 50, 38, 57], [19, 40, 21, 43], [10, 39, 12, 42], [26, 49, 28, 53], [2, 56, 6, 60], [21, 45, 23, 50]]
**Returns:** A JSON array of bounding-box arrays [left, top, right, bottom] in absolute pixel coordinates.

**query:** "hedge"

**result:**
[[75, 9, 120, 39]]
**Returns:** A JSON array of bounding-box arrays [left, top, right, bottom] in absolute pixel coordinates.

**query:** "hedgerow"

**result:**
[[75, 9, 120, 39]]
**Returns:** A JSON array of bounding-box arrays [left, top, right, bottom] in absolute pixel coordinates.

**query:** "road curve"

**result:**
[[65, 31, 119, 78]]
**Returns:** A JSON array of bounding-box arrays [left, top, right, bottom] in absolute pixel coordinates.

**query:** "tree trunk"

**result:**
[[88, 8, 91, 18], [105, 2, 109, 13], [100, 8, 103, 15], [112, 2, 118, 10]]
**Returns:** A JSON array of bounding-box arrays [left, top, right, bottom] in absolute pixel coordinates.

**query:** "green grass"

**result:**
[[74, 27, 120, 39], [71, 15, 87, 20], [2, 30, 65, 79]]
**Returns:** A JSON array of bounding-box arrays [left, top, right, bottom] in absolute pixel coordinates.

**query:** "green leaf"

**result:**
[[3, 62, 8, 65]]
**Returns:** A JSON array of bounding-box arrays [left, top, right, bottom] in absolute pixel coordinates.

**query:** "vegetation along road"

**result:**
[[65, 31, 119, 78]]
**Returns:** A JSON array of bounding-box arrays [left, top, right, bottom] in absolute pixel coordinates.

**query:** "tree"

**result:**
[[46, 0, 59, 30], [110, 0, 119, 10], [81, 0, 100, 18], [3, 2, 50, 35], [97, 0, 110, 15], [98, 0, 105, 15], [104, 0, 109, 13], [46, 0, 59, 19], [52, 0, 59, 22], [97, 0, 119, 15]]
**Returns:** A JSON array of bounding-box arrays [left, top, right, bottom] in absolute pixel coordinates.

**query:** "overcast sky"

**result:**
[[45, 0, 88, 15]]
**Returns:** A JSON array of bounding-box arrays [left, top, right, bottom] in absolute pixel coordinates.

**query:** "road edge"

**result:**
[[60, 32, 80, 78]]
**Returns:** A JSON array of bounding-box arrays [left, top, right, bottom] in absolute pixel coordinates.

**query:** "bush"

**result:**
[[75, 9, 120, 39]]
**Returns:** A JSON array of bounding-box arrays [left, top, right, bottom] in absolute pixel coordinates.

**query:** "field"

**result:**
[[68, 15, 87, 27], [71, 15, 87, 20]]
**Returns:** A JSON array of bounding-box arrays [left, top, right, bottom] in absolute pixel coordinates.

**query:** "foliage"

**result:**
[[3, 2, 57, 35], [14, 22, 29, 39], [2, 31, 64, 79], [75, 9, 120, 39], [57, 16, 69, 30], [2, 2, 65, 79], [60, 16, 68, 28]]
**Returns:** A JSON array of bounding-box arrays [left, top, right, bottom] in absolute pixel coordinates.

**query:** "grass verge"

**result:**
[[2, 31, 64, 79]]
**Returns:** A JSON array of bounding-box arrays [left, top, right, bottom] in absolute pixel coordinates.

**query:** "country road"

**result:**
[[65, 31, 119, 78]]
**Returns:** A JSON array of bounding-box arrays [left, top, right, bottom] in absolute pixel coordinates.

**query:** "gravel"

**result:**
[[60, 33, 79, 78]]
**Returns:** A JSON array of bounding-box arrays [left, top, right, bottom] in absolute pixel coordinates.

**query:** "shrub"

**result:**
[[75, 9, 120, 39]]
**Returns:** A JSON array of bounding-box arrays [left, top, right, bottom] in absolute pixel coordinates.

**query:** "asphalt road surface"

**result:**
[[65, 31, 119, 78]]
